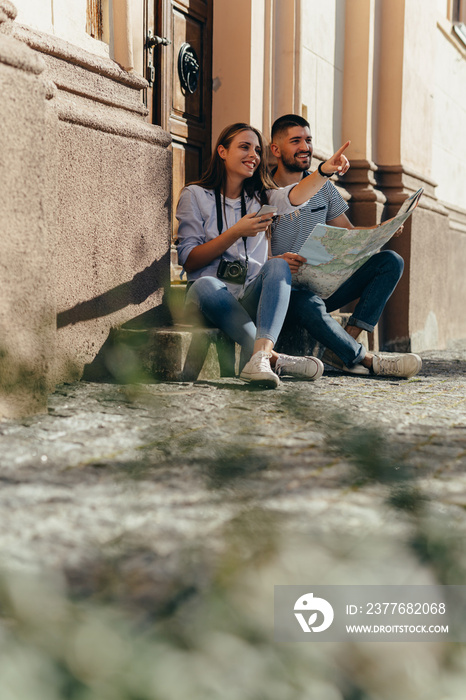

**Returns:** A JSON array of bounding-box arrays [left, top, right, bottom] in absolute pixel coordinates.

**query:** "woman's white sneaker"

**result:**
[[372, 353, 422, 378], [275, 353, 324, 380], [240, 351, 280, 388]]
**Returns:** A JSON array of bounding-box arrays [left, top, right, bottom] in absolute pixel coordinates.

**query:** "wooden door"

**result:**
[[145, 0, 213, 246]]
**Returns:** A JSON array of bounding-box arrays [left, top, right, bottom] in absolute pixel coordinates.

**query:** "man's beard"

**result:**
[[282, 152, 311, 173]]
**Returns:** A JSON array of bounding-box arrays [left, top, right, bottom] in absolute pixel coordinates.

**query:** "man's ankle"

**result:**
[[361, 352, 373, 369], [345, 324, 362, 340]]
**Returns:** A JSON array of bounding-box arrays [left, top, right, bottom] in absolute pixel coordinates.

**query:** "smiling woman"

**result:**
[[217, 133, 262, 189], [175, 122, 349, 388]]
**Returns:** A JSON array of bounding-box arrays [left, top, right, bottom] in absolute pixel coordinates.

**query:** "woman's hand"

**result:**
[[232, 212, 275, 238], [183, 212, 274, 272], [320, 141, 351, 177], [274, 252, 306, 274]]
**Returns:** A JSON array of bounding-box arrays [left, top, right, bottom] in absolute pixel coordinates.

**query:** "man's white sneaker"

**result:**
[[322, 348, 370, 376], [372, 353, 422, 379], [275, 353, 324, 380], [240, 351, 280, 388]]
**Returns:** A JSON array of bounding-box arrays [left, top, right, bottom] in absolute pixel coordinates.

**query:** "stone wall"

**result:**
[[0, 1, 55, 417], [0, 1, 171, 417]]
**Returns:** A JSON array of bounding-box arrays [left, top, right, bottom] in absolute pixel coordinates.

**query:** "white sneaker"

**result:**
[[372, 353, 422, 379], [240, 351, 280, 388], [275, 353, 324, 381]]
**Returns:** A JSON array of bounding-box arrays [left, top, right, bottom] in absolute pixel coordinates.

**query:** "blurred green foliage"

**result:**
[[1, 407, 466, 699]]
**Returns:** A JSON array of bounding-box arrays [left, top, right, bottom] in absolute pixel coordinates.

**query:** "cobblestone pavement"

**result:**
[[1, 344, 466, 700], [0, 342, 465, 592]]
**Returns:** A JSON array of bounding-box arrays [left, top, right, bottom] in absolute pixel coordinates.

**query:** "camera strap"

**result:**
[[214, 187, 248, 264]]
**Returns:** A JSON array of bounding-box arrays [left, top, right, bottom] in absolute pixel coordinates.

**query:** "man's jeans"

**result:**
[[186, 258, 292, 366], [286, 250, 404, 367]]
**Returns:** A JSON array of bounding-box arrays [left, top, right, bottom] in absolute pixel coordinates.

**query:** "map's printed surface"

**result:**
[[292, 189, 423, 299]]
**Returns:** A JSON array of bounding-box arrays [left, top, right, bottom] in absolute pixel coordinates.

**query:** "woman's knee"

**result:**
[[263, 256, 292, 282], [187, 276, 224, 302]]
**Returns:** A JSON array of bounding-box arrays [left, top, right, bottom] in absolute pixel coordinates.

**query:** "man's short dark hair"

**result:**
[[271, 114, 310, 141]]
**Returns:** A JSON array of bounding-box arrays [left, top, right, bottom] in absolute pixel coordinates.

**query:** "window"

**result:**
[[86, 0, 102, 39], [86, 0, 110, 43], [449, 0, 466, 46], [452, 0, 466, 22]]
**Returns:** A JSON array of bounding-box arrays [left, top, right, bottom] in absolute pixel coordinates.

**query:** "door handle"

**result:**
[[146, 31, 171, 88], [146, 31, 171, 49]]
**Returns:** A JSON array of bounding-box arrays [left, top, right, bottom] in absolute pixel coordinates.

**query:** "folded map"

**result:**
[[291, 188, 424, 299]]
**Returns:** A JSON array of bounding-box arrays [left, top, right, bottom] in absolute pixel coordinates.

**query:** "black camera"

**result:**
[[217, 258, 248, 285]]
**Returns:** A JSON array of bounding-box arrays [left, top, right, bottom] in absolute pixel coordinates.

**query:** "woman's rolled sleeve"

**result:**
[[176, 187, 206, 267]]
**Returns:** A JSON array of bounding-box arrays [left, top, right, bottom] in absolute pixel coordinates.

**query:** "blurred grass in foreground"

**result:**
[[1, 417, 466, 699]]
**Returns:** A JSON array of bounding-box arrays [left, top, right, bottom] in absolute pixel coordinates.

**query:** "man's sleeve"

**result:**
[[327, 181, 349, 221], [176, 187, 205, 267]]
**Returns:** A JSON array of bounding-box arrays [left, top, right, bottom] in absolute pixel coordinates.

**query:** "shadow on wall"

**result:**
[[63, 251, 174, 383], [57, 252, 171, 330]]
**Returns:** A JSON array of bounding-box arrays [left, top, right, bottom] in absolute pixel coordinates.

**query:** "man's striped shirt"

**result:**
[[271, 176, 349, 256]]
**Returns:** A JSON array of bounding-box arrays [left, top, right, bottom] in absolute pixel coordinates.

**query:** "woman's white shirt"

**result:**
[[176, 184, 300, 299]]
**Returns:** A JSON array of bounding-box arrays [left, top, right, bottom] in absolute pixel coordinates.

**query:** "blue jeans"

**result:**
[[186, 258, 292, 365], [286, 251, 404, 367]]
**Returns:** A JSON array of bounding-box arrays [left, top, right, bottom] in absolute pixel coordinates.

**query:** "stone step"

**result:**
[[86, 284, 374, 383], [112, 325, 236, 381], [105, 311, 370, 382]]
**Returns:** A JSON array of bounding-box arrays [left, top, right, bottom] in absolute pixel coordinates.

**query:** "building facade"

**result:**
[[1, 0, 465, 417], [212, 0, 466, 353]]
